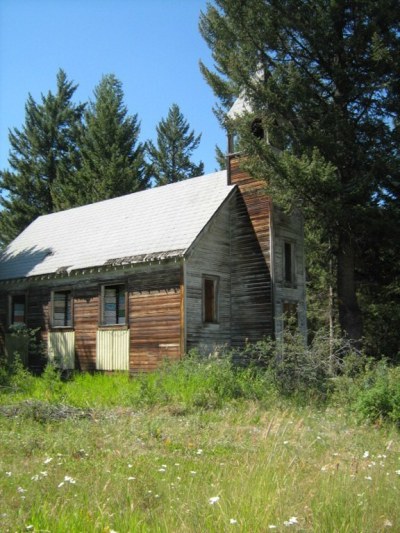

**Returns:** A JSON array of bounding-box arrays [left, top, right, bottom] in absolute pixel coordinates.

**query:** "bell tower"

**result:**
[[226, 97, 307, 339]]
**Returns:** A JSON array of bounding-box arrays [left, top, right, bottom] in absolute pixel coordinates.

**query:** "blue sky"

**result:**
[[0, 0, 227, 175]]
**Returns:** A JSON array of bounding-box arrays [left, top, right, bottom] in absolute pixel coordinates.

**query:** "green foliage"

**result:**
[[146, 103, 204, 186], [0, 69, 84, 245], [66, 74, 148, 205], [353, 362, 400, 425], [199, 0, 400, 345]]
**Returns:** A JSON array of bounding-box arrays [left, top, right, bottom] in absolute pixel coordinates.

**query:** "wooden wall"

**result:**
[[185, 196, 232, 353], [229, 156, 274, 343], [0, 261, 182, 372]]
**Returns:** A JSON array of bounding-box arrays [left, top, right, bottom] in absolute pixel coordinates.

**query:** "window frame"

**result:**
[[8, 292, 27, 328], [51, 289, 73, 329], [100, 283, 128, 327], [283, 240, 296, 288], [202, 275, 219, 324]]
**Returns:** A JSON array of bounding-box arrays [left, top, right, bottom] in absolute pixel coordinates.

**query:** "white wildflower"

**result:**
[[283, 440, 289, 445], [25, 526, 34, 531], [284, 517, 298, 526], [395, 470, 400, 475], [64, 475, 76, 484], [158, 468, 166, 472], [363, 451, 369, 459], [384, 519, 393, 527], [128, 464, 133, 468], [5, 472, 12, 477], [229, 518, 237, 524], [196, 449, 203, 455], [58, 482, 64, 488], [17, 487, 27, 493], [190, 471, 197, 475], [365, 476, 372, 481], [31, 475, 39, 481], [268, 526, 277, 529], [128, 476, 136, 481], [43, 457, 53, 464], [209, 496, 220, 505], [174, 463, 180, 466]]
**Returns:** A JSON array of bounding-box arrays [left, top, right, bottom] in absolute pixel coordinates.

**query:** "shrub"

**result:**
[[353, 362, 400, 426]]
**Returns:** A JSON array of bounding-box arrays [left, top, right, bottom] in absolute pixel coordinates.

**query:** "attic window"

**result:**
[[52, 290, 72, 328], [10, 294, 26, 326], [203, 276, 219, 324], [101, 284, 126, 326]]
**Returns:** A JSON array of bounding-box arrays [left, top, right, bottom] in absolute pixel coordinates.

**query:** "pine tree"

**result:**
[[68, 74, 148, 205], [215, 144, 227, 170], [200, 0, 400, 343], [147, 104, 204, 186], [0, 70, 84, 245]]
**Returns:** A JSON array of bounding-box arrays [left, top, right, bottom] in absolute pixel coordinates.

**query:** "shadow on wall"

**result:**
[[0, 246, 54, 280]]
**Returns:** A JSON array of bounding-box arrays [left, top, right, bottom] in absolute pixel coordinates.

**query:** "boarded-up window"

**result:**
[[102, 285, 126, 325], [10, 294, 26, 326], [203, 276, 219, 323], [52, 291, 72, 327], [284, 242, 294, 286]]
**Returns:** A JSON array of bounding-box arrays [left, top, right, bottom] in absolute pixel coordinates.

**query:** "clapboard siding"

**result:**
[[186, 197, 232, 353], [230, 191, 273, 344], [74, 286, 99, 370], [229, 157, 274, 344], [128, 264, 182, 372], [272, 207, 307, 336]]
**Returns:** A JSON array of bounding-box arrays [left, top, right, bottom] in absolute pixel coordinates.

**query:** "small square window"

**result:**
[[101, 285, 126, 325], [10, 294, 26, 326], [203, 276, 219, 323], [52, 290, 72, 327]]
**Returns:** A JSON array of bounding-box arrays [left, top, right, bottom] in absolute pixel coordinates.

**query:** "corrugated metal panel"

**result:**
[[48, 331, 75, 369], [96, 329, 129, 371]]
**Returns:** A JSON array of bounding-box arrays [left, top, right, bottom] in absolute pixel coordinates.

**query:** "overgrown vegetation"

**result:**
[[1, 333, 400, 531]]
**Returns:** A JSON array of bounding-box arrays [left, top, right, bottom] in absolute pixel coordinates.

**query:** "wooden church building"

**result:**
[[0, 108, 306, 372]]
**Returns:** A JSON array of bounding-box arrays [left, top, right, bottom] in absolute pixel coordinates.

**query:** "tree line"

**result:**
[[0, 71, 204, 246], [200, 0, 400, 360]]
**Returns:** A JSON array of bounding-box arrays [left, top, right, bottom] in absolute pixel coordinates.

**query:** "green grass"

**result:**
[[0, 360, 399, 531]]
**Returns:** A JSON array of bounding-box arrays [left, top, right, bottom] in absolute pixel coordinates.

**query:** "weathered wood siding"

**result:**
[[0, 262, 182, 373], [229, 156, 274, 343], [272, 207, 307, 337], [186, 196, 232, 353], [128, 264, 182, 372], [230, 191, 274, 344]]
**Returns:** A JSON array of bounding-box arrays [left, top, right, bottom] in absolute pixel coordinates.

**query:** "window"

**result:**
[[203, 276, 219, 323], [52, 290, 72, 327], [284, 241, 295, 286], [10, 294, 26, 326], [101, 285, 126, 325]]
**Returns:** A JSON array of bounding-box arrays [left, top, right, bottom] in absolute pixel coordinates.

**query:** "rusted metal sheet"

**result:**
[[48, 330, 75, 369], [96, 329, 130, 370]]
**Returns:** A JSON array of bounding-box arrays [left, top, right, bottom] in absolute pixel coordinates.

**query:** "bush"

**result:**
[[353, 362, 400, 425]]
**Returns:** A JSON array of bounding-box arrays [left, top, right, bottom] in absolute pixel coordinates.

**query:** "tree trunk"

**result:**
[[336, 231, 363, 342]]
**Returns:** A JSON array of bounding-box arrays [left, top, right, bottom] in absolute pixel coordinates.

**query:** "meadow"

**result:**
[[0, 351, 399, 532]]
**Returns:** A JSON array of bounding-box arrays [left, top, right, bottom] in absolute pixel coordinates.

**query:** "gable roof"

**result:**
[[0, 171, 235, 281]]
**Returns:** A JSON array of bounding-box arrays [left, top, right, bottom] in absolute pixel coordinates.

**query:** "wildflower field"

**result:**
[[0, 356, 399, 532]]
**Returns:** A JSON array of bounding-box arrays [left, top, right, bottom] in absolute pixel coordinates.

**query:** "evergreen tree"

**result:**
[[68, 74, 148, 205], [147, 104, 204, 186], [215, 144, 227, 170], [0, 70, 84, 245], [200, 0, 400, 343]]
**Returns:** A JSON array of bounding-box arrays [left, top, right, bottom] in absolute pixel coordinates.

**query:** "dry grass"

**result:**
[[0, 401, 399, 532]]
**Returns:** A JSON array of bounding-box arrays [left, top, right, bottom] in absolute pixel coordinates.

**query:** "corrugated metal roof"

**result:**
[[0, 171, 234, 281]]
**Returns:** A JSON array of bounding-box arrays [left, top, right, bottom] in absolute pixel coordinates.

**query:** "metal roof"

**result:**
[[0, 171, 234, 281]]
